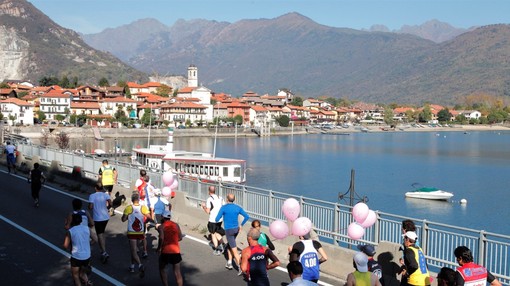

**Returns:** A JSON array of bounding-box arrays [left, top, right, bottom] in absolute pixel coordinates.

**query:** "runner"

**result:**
[[98, 159, 117, 205], [240, 228, 280, 285], [27, 162, 46, 207], [122, 192, 151, 277], [158, 210, 184, 286], [88, 183, 112, 263], [4, 141, 16, 174], [65, 199, 97, 244], [201, 186, 226, 255], [63, 214, 92, 286]]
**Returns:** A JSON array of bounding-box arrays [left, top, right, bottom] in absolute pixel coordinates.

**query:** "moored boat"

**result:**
[[405, 187, 454, 201], [132, 127, 247, 183]]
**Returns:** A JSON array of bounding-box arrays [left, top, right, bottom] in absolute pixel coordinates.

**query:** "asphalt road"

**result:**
[[0, 169, 342, 286]]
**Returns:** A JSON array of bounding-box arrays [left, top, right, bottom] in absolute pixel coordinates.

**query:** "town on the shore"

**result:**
[[1, 65, 508, 129]]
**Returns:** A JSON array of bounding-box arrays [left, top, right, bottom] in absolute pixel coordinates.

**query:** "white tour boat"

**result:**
[[132, 127, 247, 183], [405, 187, 454, 201]]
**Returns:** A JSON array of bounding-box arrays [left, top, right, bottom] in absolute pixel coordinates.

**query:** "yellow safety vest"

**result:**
[[100, 165, 115, 186], [407, 246, 431, 286]]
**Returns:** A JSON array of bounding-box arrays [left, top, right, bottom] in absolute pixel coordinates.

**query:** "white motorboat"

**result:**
[[405, 187, 454, 201]]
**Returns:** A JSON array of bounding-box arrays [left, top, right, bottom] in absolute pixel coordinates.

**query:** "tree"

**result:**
[[325, 97, 338, 107], [418, 105, 432, 123], [437, 108, 452, 123], [455, 114, 468, 124], [154, 84, 172, 97], [233, 115, 243, 126], [60, 76, 70, 88], [383, 107, 394, 125], [0, 82, 9, 88], [36, 110, 46, 121], [55, 114, 66, 121], [487, 110, 508, 124], [140, 108, 155, 126], [39, 76, 59, 86], [290, 96, 303, 106], [54, 131, 70, 149], [98, 77, 110, 87], [274, 115, 290, 127]]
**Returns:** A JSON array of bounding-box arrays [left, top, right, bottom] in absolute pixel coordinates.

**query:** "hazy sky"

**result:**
[[27, 0, 510, 34]]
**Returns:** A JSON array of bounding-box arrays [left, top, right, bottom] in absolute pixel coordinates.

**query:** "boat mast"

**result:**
[[212, 102, 219, 158], [147, 104, 152, 147]]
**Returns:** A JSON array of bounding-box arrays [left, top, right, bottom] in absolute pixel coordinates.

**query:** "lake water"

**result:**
[[69, 131, 510, 234]]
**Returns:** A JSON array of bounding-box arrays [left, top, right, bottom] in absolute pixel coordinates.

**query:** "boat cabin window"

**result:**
[[215, 167, 219, 176], [222, 167, 228, 177], [234, 167, 241, 178], [200, 166, 204, 175], [192, 165, 196, 174], [209, 167, 213, 176]]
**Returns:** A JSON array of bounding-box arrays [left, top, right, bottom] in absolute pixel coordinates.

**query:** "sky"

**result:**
[[27, 0, 510, 34]]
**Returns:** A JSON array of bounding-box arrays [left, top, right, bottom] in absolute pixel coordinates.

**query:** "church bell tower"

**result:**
[[187, 64, 198, 88]]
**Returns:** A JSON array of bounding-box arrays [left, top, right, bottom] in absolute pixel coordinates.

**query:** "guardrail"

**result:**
[[17, 143, 510, 285]]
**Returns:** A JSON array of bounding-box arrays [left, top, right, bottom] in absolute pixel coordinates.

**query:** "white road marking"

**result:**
[[0, 214, 125, 286]]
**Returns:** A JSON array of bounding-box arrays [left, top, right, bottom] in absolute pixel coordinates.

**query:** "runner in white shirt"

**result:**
[[201, 186, 226, 255]]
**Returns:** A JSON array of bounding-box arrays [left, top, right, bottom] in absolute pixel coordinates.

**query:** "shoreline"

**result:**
[[12, 124, 510, 140]]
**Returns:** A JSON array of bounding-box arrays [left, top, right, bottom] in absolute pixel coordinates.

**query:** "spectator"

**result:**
[[436, 267, 456, 286], [346, 252, 381, 286], [401, 231, 430, 286]]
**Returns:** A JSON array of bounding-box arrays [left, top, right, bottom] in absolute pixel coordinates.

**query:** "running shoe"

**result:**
[[213, 249, 221, 256], [218, 243, 225, 254], [225, 261, 233, 270], [129, 266, 135, 273], [139, 264, 145, 278], [101, 252, 109, 264], [238, 269, 244, 276], [141, 252, 148, 259]]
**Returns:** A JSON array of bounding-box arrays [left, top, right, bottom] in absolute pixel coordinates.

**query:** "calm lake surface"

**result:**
[[70, 131, 510, 234]]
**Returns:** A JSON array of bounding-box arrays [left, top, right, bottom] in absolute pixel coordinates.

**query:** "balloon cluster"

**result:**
[[268, 198, 313, 240], [162, 171, 179, 198], [347, 202, 377, 240]]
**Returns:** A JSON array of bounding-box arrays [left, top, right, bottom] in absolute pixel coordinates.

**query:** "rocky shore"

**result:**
[[11, 123, 510, 140]]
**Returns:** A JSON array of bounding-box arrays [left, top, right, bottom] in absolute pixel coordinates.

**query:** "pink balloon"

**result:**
[[269, 220, 289, 240], [347, 222, 365, 240], [292, 217, 312, 237], [352, 202, 369, 224], [170, 179, 178, 190], [162, 171, 175, 186], [360, 210, 377, 228], [282, 198, 300, 222], [162, 186, 171, 197]]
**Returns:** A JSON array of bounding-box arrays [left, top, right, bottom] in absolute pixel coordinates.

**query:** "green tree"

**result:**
[[60, 76, 70, 88], [487, 110, 508, 124], [274, 115, 290, 127], [233, 115, 243, 126], [39, 76, 59, 86], [55, 114, 65, 121], [325, 97, 338, 107], [383, 107, 394, 125], [437, 108, 452, 123], [455, 114, 468, 124], [36, 110, 46, 121], [140, 108, 155, 126], [0, 82, 9, 88], [418, 105, 432, 123], [98, 77, 110, 87], [290, 96, 303, 106]]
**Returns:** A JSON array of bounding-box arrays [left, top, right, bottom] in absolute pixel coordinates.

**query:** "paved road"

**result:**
[[0, 169, 342, 286]]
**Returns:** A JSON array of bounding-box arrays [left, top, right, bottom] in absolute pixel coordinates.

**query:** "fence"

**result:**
[[17, 143, 510, 285]]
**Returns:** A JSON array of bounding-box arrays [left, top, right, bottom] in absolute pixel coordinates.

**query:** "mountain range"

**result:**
[[0, 0, 147, 86], [1, 0, 510, 105]]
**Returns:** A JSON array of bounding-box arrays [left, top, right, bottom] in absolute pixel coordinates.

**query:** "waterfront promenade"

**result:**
[[0, 168, 342, 285]]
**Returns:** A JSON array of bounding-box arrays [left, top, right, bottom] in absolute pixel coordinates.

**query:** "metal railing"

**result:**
[[16, 143, 510, 285]]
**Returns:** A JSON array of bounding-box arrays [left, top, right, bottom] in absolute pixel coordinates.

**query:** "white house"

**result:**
[[159, 102, 208, 126], [39, 90, 71, 120], [459, 110, 481, 119], [100, 97, 138, 118], [0, 98, 34, 125]]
